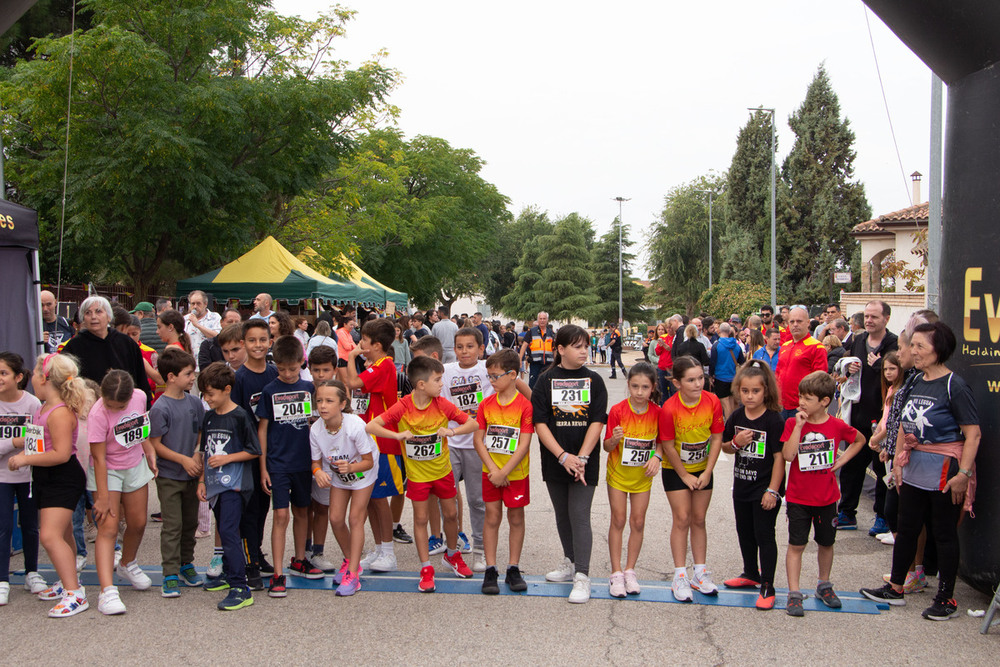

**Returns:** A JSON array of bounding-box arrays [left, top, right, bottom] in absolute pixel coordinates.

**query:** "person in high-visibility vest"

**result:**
[[519, 311, 555, 390]]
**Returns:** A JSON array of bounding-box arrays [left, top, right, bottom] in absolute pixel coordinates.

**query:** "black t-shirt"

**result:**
[[201, 405, 261, 503], [848, 330, 898, 431], [43, 317, 75, 352], [531, 365, 608, 486], [232, 364, 279, 426], [722, 406, 786, 502], [609, 329, 622, 351]]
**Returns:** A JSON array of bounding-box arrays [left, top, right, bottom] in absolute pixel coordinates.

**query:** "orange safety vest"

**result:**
[[527, 325, 554, 364]]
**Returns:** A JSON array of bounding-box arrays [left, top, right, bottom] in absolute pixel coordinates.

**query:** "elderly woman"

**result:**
[[62, 296, 151, 405], [861, 321, 981, 620]]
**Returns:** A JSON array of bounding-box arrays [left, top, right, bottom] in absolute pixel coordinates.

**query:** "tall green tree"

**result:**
[[590, 217, 645, 325], [501, 229, 550, 321], [535, 213, 599, 322], [479, 207, 553, 312], [779, 64, 870, 303], [722, 110, 774, 285]]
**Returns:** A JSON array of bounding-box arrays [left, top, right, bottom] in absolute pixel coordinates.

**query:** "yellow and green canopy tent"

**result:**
[[297, 247, 409, 311], [176, 236, 386, 306]]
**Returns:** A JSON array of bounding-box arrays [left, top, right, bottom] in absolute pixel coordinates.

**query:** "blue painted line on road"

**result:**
[[12, 567, 885, 614]]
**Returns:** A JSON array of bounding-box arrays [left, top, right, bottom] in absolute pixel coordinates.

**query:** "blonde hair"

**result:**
[[822, 334, 842, 350], [37, 353, 89, 417]]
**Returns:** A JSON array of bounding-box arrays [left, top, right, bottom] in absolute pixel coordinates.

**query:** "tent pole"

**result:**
[[32, 249, 44, 360]]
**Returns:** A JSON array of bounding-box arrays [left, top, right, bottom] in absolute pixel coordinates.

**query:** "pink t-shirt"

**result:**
[[87, 389, 149, 470]]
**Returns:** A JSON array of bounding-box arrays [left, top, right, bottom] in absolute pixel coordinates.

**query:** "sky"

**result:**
[[273, 0, 938, 276]]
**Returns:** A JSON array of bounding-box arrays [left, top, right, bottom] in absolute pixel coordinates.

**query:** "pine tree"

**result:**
[[535, 213, 600, 322], [722, 110, 773, 284], [501, 229, 550, 320], [591, 217, 646, 325]]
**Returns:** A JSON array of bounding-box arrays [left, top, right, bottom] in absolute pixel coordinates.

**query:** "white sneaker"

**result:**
[[691, 569, 718, 595], [98, 587, 127, 615], [0, 581, 9, 605], [116, 560, 152, 591], [76, 554, 87, 572], [672, 572, 693, 602], [207, 554, 223, 577], [360, 550, 379, 569], [880, 533, 896, 545], [874, 532, 892, 541], [624, 569, 641, 595], [369, 552, 398, 573], [545, 557, 575, 582], [609, 571, 626, 598], [472, 550, 487, 573], [113, 548, 122, 569], [568, 572, 591, 603], [23, 571, 48, 594], [308, 553, 338, 572]]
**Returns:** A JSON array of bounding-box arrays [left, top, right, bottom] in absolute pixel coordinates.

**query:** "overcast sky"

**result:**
[[273, 1, 937, 275]]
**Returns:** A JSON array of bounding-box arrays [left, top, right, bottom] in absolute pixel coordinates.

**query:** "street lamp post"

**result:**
[[696, 189, 720, 289], [612, 197, 630, 327], [748, 107, 776, 309]]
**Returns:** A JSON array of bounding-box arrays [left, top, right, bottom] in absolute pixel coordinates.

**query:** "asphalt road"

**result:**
[[4, 350, 998, 665]]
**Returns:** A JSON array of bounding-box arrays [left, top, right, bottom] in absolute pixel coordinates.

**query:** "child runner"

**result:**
[[0, 352, 45, 605], [781, 371, 865, 616], [867, 351, 902, 545], [659, 355, 724, 602], [87, 370, 157, 614], [472, 349, 533, 594], [304, 345, 339, 573], [310, 380, 376, 596], [603, 362, 662, 598], [721, 359, 786, 610], [7, 354, 88, 617], [409, 335, 447, 556], [149, 348, 205, 598], [366, 355, 476, 592], [532, 324, 608, 604]]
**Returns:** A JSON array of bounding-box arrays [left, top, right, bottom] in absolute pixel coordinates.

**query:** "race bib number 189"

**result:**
[[113, 413, 150, 449]]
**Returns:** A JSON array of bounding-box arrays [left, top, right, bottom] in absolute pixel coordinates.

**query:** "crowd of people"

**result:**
[[0, 293, 981, 623]]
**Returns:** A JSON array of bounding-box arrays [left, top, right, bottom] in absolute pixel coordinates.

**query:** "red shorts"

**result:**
[[406, 471, 458, 502], [481, 473, 530, 508]]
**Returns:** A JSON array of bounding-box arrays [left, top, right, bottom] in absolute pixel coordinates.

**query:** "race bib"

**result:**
[[272, 391, 311, 423], [0, 414, 30, 440], [451, 381, 484, 414], [351, 389, 370, 415], [249, 392, 262, 409], [735, 427, 766, 460], [551, 378, 591, 406], [23, 423, 45, 455], [798, 438, 835, 472], [328, 455, 365, 485], [406, 434, 443, 461], [113, 413, 150, 449], [621, 437, 655, 467], [679, 440, 708, 464], [485, 425, 520, 455]]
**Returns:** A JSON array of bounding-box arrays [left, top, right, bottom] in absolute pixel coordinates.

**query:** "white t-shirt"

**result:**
[[309, 413, 378, 490], [0, 391, 43, 484], [185, 310, 222, 370], [442, 360, 494, 449]]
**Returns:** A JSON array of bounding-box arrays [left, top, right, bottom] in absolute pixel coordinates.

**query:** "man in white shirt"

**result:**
[[184, 290, 222, 370], [432, 307, 459, 363], [249, 293, 275, 320]]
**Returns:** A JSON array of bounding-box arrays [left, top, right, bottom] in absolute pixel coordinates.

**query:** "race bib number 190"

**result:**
[[273, 391, 312, 423], [551, 378, 591, 406], [0, 414, 29, 440]]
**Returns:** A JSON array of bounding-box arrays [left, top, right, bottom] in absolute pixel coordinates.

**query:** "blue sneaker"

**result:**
[[179, 563, 203, 587], [868, 516, 889, 537], [203, 576, 229, 592], [161, 575, 180, 598], [428, 534, 446, 556], [457, 531, 472, 554], [218, 586, 254, 611], [835, 512, 857, 530]]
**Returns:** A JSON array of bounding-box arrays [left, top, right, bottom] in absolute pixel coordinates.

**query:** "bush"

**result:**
[[698, 280, 771, 321]]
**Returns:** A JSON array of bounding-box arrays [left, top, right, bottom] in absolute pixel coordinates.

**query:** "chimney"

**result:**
[[911, 171, 922, 204]]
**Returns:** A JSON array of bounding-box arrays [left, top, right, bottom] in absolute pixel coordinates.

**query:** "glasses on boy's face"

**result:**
[[487, 371, 514, 381]]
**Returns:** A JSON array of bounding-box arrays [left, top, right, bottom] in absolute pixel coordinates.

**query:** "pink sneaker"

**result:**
[[332, 559, 349, 585], [609, 572, 626, 598], [335, 571, 361, 596], [623, 569, 641, 595]]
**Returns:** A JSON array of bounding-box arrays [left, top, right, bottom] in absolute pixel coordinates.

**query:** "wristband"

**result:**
[[959, 468, 972, 478], [653, 452, 663, 462], [766, 488, 780, 498], [198, 481, 205, 485], [578, 455, 589, 462], [558, 452, 568, 465], [312, 466, 321, 475]]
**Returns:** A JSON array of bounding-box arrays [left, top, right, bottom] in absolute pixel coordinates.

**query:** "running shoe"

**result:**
[[150, 512, 163, 522], [218, 586, 254, 611], [393, 524, 413, 544], [671, 572, 693, 602], [568, 573, 591, 604], [786, 591, 804, 617], [860, 583, 905, 606], [179, 563, 203, 587], [98, 587, 126, 615], [457, 531, 472, 554], [418, 565, 436, 592], [308, 552, 338, 573], [75, 554, 87, 573], [482, 566, 500, 595], [246, 567, 264, 592], [816, 583, 842, 608], [874, 532, 892, 541], [723, 574, 761, 589], [428, 534, 446, 556], [335, 571, 361, 597], [267, 574, 287, 598], [692, 570, 719, 595], [203, 576, 229, 592], [332, 559, 349, 585], [289, 557, 324, 579], [23, 571, 48, 594], [505, 565, 528, 592], [360, 550, 379, 570], [85, 521, 97, 543], [880, 533, 896, 545], [161, 576, 181, 598], [835, 512, 857, 530], [609, 571, 626, 598], [207, 554, 224, 578], [623, 569, 641, 595], [258, 555, 274, 576], [904, 570, 927, 593], [116, 560, 152, 590], [113, 547, 122, 569], [443, 551, 473, 578], [545, 557, 575, 583], [49, 589, 88, 618], [472, 550, 487, 573], [0, 582, 8, 606], [756, 582, 776, 610], [868, 516, 889, 537], [369, 552, 398, 573], [922, 596, 959, 621], [37, 581, 65, 601]]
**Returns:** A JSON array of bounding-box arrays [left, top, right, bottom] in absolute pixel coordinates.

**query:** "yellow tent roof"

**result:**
[[298, 247, 409, 309]]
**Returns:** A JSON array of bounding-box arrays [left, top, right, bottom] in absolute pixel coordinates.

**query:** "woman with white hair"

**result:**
[[62, 296, 151, 405]]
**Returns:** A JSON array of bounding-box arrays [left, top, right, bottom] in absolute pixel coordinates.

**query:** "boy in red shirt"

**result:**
[[781, 371, 865, 617]]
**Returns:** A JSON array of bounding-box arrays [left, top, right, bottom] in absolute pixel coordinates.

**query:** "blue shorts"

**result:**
[[269, 470, 312, 510], [370, 453, 406, 499]]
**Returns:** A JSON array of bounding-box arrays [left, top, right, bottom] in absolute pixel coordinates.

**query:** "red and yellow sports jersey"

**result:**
[[605, 398, 661, 493], [360, 355, 401, 455], [775, 335, 828, 410], [476, 392, 533, 481], [380, 394, 468, 483], [659, 391, 724, 473]]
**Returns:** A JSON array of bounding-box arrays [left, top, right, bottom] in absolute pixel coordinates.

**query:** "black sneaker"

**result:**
[[860, 583, 905, 606], [922, 597, 959, 621], [268, 574, 287, 598], [246, 566, 264, 592], [259, 556, 274, 576], [203, 575, 229, 592], [150, 512, 163, 523], [816, 584, 842, 609], [786, 592, 804, 617], [218, 586, 254, 611], [482, 566, 500, 595], [393, 524, 414, 544], [505, 565, 528, 592]]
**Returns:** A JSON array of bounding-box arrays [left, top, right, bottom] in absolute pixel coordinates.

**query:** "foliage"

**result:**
[[479, 207, 553, 312], [722, 110, 774, 284], [535, 213, 600, 322], [590, 217, 646, 326], [879, 229, 927, 292], [698, 280, 772, 321], [0, 0, 93, 68]]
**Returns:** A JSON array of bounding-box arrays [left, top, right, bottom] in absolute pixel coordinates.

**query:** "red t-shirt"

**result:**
[[781, 416, 858, 506], [775, 336, 828, 410], [654, 335, 673, 371], [360, 356, 400, 455]]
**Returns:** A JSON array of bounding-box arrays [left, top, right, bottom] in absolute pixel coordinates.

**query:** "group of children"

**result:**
[[0, 314, 885, 617]]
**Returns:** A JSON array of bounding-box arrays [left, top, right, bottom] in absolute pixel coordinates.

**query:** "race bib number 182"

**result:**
[[23, 423, 45, 455]]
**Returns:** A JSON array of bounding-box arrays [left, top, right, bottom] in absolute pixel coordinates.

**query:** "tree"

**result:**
[[501, 233, 549, 321], [722, 110, 774, 285], [1, 1, 397, 298], [590, 217, 645, 325], [479, 207, 553, 312], [535, 213, 600, 322], [698, 280, 772, 321], [779, 64, 871, 303]]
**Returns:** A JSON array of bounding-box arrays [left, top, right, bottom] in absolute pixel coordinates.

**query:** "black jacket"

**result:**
[[848, 329, 898, 432], [62, 328, 152, 406], [198, 337, 225, 370]]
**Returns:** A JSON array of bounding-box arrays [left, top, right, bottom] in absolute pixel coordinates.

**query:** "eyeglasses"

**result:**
[[486, 371, 514, 381]]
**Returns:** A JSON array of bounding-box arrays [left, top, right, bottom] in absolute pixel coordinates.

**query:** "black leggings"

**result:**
[[545, 481, 596, 576], [890, 482, 962, 599], [732, 497, 780, 585]]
